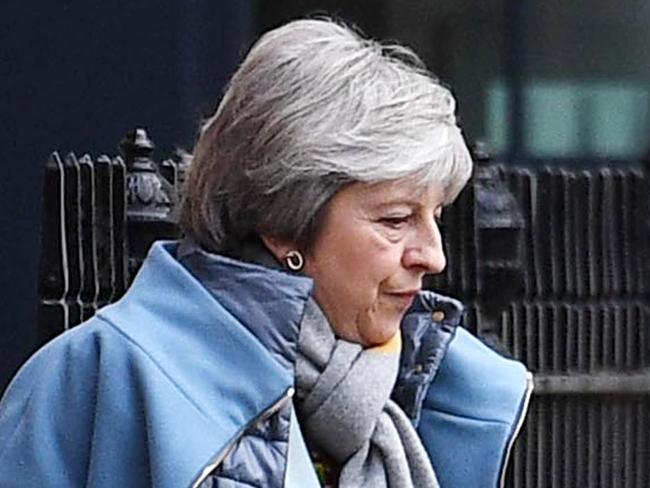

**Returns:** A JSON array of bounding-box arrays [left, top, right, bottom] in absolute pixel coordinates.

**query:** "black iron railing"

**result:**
[[38, 129, 183, 343], [432, 161, 650, 488], [38, 131, 650, 487]]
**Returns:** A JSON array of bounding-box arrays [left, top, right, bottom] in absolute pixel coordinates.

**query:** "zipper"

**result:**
[[499, 372, 534, 488], [191, 386, 295, 488]]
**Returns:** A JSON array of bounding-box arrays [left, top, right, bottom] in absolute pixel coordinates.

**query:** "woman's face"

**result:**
[[302, 179, 447, 346]]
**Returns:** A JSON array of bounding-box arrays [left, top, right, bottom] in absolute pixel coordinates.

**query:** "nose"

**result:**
[[401, 222, 446, 274]]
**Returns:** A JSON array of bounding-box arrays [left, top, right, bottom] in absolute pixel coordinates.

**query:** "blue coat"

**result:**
[[0, 241, 532, 487]]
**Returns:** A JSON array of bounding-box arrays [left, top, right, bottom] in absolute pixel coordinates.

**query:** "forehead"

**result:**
[[349, 179, 447, 208]]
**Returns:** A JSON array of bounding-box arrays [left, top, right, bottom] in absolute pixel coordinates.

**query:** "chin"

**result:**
[[360, 320, 401, 347]]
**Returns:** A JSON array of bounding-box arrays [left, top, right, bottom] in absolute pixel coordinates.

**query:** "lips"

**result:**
[[386, 291, 419, 308]]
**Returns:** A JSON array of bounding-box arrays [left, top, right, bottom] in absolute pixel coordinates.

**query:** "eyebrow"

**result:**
[[372, 199, 420, 208], [360, 184, 448, 210], [366, 199, 431, 214]]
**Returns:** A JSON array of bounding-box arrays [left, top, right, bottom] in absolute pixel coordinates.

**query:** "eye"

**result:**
[[378, 215, 410, 229]]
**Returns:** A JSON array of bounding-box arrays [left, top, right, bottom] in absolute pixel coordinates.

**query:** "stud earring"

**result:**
[[284, 250, 304, 271]]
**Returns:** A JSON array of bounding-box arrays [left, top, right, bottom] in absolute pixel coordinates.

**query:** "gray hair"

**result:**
[[180, 18, 473, 253]]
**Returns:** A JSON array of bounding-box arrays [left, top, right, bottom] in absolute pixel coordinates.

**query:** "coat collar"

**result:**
[[115, 240, 464, 429], [91, 241, 314, 487], [99, 241, 310, 426], [177, 239, 313, 371], [175, 239, 465, 427], [393, 292, 463, 425]]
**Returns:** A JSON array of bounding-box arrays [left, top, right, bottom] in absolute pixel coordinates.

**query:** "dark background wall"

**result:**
[[0, 0, 255, 391]]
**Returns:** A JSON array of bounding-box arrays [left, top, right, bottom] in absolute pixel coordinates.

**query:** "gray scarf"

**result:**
[[295, 299, 440, 488]]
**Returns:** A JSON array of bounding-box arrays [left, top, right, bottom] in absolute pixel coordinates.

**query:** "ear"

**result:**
[[260, 235, 296, 263]]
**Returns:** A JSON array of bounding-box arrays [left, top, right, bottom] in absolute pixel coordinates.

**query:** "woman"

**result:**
[[0, 19, 531, 488]]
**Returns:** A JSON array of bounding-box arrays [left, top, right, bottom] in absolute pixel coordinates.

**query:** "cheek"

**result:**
[[337, 241, 405, 313], [343, 236, 399, 286], [308, 234, 396, 303], [360, 239, 405, 286]]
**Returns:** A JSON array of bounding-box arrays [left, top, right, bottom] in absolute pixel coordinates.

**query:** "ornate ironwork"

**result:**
[[120, 128, 181, 276]]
